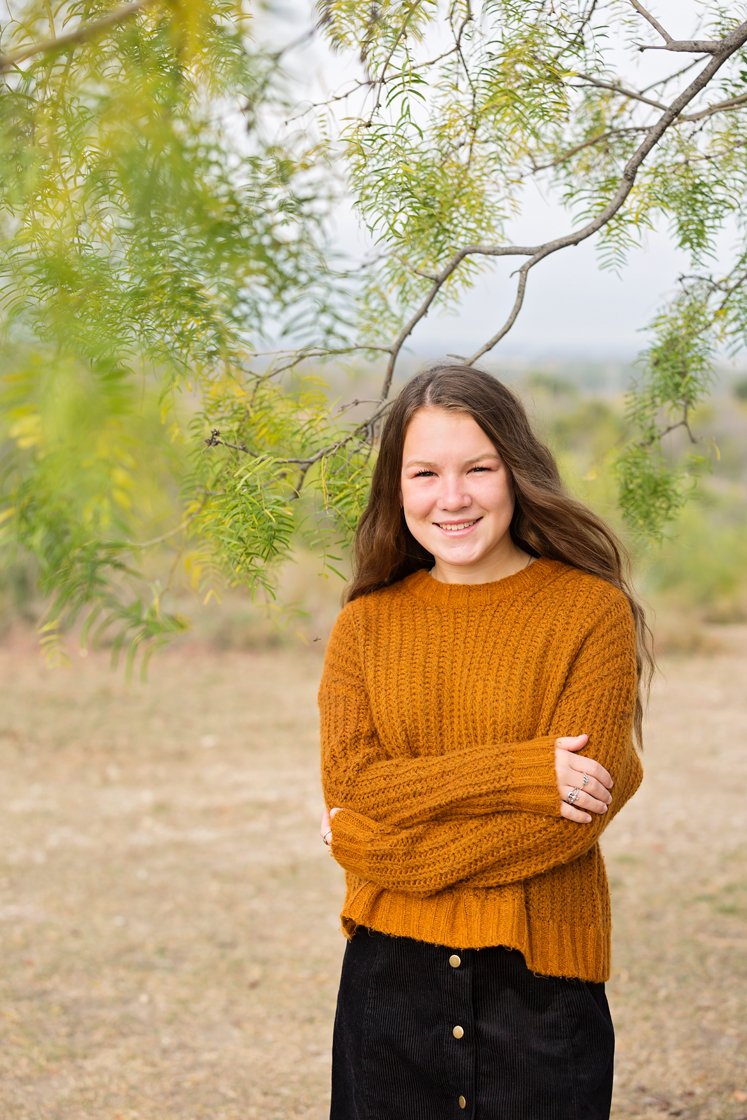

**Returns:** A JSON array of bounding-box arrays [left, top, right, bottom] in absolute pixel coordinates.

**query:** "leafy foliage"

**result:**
[[1, 0, 747, 658]]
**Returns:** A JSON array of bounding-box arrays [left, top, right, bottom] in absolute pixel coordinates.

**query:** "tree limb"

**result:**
[[572, 73, 747, 123], [467, 270, 529, 364], [377, 18, 747, 394], [627, 0, 672, 44], [684, 89, 747, 123], [640, 57, 700, 94], [637, 40, 725, 55], [526, 126, 648, 176], [572, 73, 668, 112], [0, 0, 159, 72]]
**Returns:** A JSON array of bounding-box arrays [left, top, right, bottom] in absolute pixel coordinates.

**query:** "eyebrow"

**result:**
[[404, 453, 501, 469]]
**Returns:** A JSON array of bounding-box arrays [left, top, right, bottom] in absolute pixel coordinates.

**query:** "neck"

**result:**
[[430, 549, 533, 586]]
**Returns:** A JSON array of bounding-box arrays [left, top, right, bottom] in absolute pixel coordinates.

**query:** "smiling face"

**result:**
[[400, 406, 527, 585]]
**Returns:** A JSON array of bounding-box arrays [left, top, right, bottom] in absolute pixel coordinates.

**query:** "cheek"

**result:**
[[400, 481, 429, 519]]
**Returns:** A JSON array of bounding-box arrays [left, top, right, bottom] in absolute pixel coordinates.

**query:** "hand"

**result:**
[[554, 734, 613, 823], [320, 805, 339, 847]]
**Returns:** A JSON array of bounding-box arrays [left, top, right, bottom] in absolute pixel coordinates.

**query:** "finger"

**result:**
[[562, 770, 612, 804], [569, 755, 613, 790], [560, 801, 592, 824], [556, 759, 612, 802], [563, 786, 608, 815], [554, 734, 589, 752], [330, 807, 341, 819]]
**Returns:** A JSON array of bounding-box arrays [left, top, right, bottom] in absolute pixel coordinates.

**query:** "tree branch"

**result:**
[[0, 0, 159, 72], [683, 89, 747, 123], [627, 0, 673, 44], [572, 72, 747, 124], [466, 270, 529, 364], [628, 1, 723, 53], [639, 57, 701, 94], [377, 18, 747, 392], [573, 73, 668, 112], [637, 40, 724, 55], [526, 126, 647, 176]]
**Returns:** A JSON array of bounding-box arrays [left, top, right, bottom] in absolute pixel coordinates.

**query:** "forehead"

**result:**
[[402, 407, 498, 458]]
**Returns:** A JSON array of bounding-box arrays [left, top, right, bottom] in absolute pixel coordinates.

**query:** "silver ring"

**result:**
[[567, 788, 581, 805], [322, 829, 332, 846], [581, 774, 590, 789]]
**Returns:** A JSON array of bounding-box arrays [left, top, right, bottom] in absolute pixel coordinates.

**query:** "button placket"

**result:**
[[444, 948, 475, 1118]]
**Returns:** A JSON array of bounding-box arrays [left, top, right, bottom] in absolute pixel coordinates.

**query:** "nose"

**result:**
[[437, 475, 471, 511]]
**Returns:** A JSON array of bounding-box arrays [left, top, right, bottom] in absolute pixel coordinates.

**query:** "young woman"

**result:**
[[318, 363, 651, 1120]]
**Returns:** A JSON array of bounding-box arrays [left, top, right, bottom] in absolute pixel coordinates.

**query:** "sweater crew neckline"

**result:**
[[403, 556, 554, 607]]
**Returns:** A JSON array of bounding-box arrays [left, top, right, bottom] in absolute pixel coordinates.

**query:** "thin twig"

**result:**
[[285, 42, 460, 125], [570, 72, 747, 123], [0, 0, 158, 71], [125, 517, 195, 550], [640, 416, 697, 447], [368, 0, 423, 121], [572, 73, 668, 112], [639, 56, 700, 94], [526, 127, 647, 176]]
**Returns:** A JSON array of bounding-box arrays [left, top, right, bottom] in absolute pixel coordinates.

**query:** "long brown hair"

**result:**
[[347, 363, 653, 746]]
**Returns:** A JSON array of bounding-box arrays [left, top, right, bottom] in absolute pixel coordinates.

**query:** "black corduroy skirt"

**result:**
[[330, 927, 614, 1120]]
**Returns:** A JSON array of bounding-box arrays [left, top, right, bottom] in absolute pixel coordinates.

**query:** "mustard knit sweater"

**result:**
[[318, 558, 643, 982]]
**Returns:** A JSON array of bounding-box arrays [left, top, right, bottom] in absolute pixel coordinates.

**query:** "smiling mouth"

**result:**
[[434, 518, 482, 533]]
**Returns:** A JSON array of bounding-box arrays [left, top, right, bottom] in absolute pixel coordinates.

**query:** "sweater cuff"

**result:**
[[505, 736, 562, 817], [330, 808, 382, 878]]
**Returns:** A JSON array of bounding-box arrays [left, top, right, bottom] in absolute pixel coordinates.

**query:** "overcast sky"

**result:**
[[266, 1, 743, 362]]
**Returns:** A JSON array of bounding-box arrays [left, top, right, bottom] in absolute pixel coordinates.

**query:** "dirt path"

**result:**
[[1, 629, 745, 1119]]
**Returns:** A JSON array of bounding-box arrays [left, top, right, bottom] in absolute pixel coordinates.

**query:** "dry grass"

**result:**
[[1, 625, 746, 1120]]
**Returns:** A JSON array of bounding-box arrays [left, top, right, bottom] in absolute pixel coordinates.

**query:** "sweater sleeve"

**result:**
[[319, 602, 560, 828], [328, 597, 642, 895]]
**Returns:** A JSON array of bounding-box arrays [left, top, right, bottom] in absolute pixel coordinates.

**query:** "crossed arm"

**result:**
[[319, 598, 642, 896]]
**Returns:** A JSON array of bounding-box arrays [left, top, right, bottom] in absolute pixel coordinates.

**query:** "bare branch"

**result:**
[[0, 0, 158, 72], [640, 416, 697, 447], [573, 73, 668, 112], [639, 56, 701, 94], [637, 40, 724, 54], [526, 126, 647, 176], [570, 72, 747, 124], [627, 2, 722, 53], [627, 0, 673, 44], [466, 270, 529, 364], [379, 241, 539, 396], [285, 43, 460, 125], [683, 89, 747, 123]]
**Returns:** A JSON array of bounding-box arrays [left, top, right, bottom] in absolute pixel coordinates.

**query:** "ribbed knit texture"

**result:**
[[319, 558, 643, 982]]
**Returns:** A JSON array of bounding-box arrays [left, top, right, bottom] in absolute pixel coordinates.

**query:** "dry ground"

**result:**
[[1, 626, 746, 1120]]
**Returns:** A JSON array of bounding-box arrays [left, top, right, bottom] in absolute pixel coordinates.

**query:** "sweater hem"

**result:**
[[338, 881, 611, 983]]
